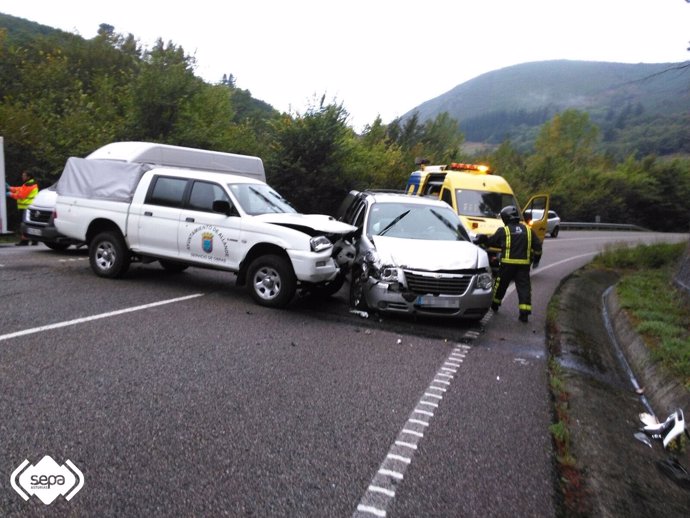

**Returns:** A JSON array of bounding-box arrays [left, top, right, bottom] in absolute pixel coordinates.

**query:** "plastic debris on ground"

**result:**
[[637, 408, 688, 449]]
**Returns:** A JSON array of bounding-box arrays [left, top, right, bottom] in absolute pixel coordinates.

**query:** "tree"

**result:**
[[127, 39, 201, 141], [266, 97, 355, 214], [526, 109, 601, 192], [386, 112, 464, 167]]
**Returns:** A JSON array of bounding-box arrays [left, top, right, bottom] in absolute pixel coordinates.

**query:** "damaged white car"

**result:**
[[337, 191, 494, 320]]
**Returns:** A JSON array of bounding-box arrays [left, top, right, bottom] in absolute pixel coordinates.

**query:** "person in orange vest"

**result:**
[[477, 205, 542, 323], [7, 170, 39, 246]]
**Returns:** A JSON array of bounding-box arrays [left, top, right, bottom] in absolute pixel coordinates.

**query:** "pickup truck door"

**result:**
[[129, 175, 190, 258], [178, 180, 243, 270], [521, 194, 550, 242]]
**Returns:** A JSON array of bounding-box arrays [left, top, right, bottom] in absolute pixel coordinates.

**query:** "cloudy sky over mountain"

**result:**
[[2, 0, 689, 129]]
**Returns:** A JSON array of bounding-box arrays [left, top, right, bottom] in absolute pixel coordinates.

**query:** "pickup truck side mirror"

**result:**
[[212, 200, 237, 216]]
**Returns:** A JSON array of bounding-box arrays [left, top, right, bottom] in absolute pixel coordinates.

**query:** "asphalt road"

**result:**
[[1, 230, 687, 517]]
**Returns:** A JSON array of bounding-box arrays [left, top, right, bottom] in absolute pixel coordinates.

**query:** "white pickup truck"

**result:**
[[54, 142, 356, 308]]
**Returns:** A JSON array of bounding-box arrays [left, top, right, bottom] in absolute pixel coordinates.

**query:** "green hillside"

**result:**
[[405, 60, 690, 156], [0, 12, 78, 45]]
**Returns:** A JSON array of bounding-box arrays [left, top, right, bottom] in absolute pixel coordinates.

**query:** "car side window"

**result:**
[[441, 188, 453, 207], [353, 201, 366, 229], [146, 176, 189, 208], [188, 181, 231, 212]]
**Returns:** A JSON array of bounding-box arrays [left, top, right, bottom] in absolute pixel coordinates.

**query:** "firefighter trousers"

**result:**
[[492, 263, 532, 315]]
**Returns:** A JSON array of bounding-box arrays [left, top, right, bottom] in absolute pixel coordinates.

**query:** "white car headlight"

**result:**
[[477, 272, 493, 290], [310, 235, 332, 253], [364, 250, 399, 282], [378, 266, 399, 282]]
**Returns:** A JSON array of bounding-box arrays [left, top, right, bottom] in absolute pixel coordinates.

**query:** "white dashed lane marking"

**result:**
[[353, 343, 471, 517]]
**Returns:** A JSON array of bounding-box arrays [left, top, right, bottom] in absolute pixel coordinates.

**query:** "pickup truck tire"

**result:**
[[159, 260, 189, 273], [349, 267, 369, 311], [89, 231, 131, 278], [247, 255, 296, 308], [551, 226, 560, 238]]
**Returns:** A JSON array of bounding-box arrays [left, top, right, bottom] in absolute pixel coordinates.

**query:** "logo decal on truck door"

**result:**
[[202, 231, 214, 253], [186, 225, 230, 262]]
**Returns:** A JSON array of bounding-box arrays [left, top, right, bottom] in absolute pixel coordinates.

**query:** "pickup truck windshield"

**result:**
[[229, 183, 297, 215]]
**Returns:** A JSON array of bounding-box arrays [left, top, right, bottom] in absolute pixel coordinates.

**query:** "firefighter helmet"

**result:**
[[500, 205, 520, 224]]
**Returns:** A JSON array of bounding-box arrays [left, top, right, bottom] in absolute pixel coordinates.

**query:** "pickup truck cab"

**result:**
[[54, 142, 355, 308]]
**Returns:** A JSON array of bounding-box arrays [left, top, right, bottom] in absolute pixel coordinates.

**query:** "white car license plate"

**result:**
[[25, 227, 42, 236], [416, 295, 460, 308]]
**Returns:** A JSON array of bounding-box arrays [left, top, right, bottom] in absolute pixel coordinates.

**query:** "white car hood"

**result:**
[[29, 187, 58, 210], [372, 236, 482, 270], [254, 213, 356, 234]]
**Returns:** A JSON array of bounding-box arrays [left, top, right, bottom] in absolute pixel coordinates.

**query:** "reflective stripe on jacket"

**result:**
[[487, 222, 542, 266]]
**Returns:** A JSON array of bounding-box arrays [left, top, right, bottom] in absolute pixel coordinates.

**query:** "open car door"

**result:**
[[521, 194, 550, 242]]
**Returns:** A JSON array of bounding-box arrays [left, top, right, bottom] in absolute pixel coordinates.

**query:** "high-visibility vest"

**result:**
[[10, 180, 39, 210]]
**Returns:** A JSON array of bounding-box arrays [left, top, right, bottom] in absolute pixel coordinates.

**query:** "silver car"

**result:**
[[337, 191, 494, 320]]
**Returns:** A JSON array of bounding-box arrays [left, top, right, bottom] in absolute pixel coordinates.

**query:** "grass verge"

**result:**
[[592, 242, 690, 390]]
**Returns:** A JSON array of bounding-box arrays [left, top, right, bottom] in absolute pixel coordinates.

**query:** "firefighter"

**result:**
[[477, 205, 542, 323]]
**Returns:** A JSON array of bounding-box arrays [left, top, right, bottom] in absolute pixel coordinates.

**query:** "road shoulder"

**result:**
[[549, 268, 690, 516]]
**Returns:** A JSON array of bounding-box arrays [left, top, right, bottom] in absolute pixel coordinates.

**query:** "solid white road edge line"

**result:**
[[0, 294, 205, 342]]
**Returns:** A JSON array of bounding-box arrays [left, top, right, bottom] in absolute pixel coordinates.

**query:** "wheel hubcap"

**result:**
[[96, 243, 115, 269], [254, 267, 281, 300]]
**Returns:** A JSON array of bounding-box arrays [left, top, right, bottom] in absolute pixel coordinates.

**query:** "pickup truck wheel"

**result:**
[[159, 260, 189, 273], [90, 231, 130, 278], [248, 255, 296, 308], [551, 226, 559, 238], [349, 267, 368, 310]]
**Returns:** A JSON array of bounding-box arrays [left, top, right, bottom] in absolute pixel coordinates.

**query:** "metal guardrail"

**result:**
[[559, 222, 649, 232]]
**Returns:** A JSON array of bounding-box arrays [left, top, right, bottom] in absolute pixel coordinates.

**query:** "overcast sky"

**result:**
[[2, 0, 689, 130]]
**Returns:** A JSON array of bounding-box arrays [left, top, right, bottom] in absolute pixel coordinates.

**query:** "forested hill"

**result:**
[[404, 60, 690, 157]]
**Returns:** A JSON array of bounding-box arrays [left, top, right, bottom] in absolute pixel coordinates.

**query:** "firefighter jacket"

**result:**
[[486, 221, 542, 266], [9, 179, 39, 210]]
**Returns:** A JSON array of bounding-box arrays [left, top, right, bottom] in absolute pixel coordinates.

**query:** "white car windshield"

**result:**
[[229, 184, 297, 215], [368, 203, 469, 241]]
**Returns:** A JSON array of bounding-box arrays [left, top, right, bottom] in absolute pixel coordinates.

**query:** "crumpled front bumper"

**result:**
[[360, 274, 493, 320]]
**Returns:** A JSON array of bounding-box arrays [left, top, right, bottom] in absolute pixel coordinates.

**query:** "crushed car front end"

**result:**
[[353, 236, 493, 320]]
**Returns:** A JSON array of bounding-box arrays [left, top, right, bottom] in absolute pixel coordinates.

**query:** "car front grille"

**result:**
[[403, 270, 473, 296], [28, 209, 51, 224]]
